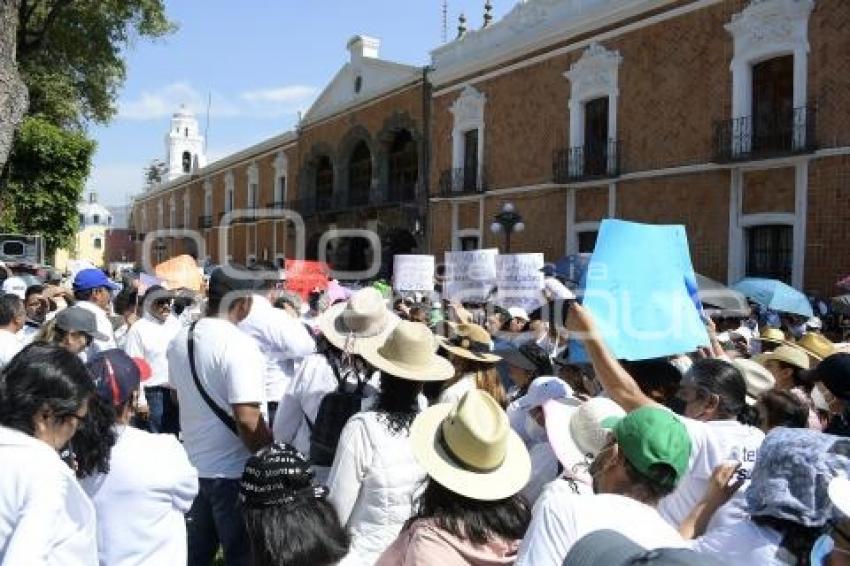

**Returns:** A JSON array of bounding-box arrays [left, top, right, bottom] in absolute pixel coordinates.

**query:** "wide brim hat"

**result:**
[[754, 344, 810, 371], [756, 328, 787, 345], [438, 322, 501, 363], [544, 397, 623, 476], [361, 320, 454, 382], [411, 389, 531, 501], [731, 358, 776, 405], [793, 332, 836, 362], [317, 287, 398, 356]]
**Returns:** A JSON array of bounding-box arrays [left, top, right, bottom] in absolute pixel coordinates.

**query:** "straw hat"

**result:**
[[794, 333, 836, 362], [361, 321, 454, 382], [756, 328, 787, 345], [543, 397, 624, 477], [411, 389, 531, 500], [438, 323, 501, 364], [731, 359, 776, 405], [754, 344, 810, 371], [317, 287, 397, 355]]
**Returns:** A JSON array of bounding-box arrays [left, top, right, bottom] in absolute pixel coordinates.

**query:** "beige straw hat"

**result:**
[[411, 389, 531, 501], [316, 287, 397, 355], [754, 344, 810, 371], [361, 320, 455, 382], [731, 358, 776, 405], [757, 328, 787, 345], [438, 322, 501, 364], [793, 332, 836, 362]]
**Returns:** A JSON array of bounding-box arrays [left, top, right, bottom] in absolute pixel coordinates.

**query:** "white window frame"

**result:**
[[224, 171, 235, 213], [725, 0, 813, 156], [247, 163, 259, 209], [183, 192, 191, 228], [273, 151, 288, 205], [203, 179, 213, 218], [156, 202, 164, 230], [169, 196, 176, 228], [564, 43, 621, 178], [450, 85, 486, 192]]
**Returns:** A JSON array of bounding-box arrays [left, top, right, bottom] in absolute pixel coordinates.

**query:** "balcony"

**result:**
[[713, 106, 817, 162], [438, 167, 487, 197], [553, 140, 620, 183], [198, 216, 212, 229], [266, 201, 287, 210]]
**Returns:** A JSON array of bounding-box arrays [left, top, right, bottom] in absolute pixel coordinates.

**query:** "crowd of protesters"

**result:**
[[1, 259, 850, 566]]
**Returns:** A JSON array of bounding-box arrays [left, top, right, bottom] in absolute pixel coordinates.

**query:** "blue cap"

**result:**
[[73, 268, 119, 292]]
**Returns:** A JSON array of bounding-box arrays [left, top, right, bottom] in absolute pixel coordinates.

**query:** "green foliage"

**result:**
[[17, 0, 176, 127], [0, 116, 95, 253]]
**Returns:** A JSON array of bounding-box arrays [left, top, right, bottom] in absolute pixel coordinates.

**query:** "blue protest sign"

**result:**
[[570, 219, 709, 362]]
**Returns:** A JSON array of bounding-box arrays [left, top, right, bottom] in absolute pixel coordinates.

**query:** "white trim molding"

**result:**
[[273, 151, 288, 204], [450, 86, 486, 187], [224, 171, 235, 213], [726, 0, 814, 155], [203, 179, 213, 218], [246, 163, 259, 208], [183, 191, 191, 228]]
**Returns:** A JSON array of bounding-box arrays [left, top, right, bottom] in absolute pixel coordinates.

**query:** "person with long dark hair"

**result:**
[[240, 443, 349, 566], [74, 349, 198, 565], [327, 321, 455, 565], [377, 389, 533, 565], [0, 343, 97, 564]]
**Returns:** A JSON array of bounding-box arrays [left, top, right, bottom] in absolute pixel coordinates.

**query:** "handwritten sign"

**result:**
[[285, 260, 329, 300], [570, 220, 708, 362], [443, 249, 498, 303], [496, 253, 545, 312], [393, 255, 435, 292], [155, 254, 202, 292]]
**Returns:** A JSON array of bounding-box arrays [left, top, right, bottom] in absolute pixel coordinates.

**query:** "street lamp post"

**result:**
[[490, 202, 525, 253]]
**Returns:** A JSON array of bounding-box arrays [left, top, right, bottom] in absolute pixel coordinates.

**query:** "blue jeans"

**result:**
[[186, 478, 251, 566], [144, 386, 180, 434]]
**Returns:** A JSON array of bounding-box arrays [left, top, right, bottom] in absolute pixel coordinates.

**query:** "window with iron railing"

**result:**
[[463, 129, 479, 192], [746, 224, 792, 284]]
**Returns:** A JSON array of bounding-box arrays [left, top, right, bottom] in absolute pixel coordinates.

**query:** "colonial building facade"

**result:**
[[131, 0, 850, 296]]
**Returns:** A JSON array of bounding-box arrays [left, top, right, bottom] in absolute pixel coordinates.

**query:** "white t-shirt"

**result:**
[[659, 418, 764, 531], [167, 317, 266, 478], [690, 519, 788, 566], [521, 442, 561, 504], [238, 295, 315, 402], [0, 329, 22, 368], [437, 373, 476, 405], [80, 426, 199, 566], [123, 312, 181, 389], [516, 487, 683, 566], [0, 426, 97, 565]]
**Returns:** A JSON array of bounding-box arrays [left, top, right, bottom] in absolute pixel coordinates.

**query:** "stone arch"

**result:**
[[377, 112, 423, 202], [337, 125, 378, 206], [299, 142, 336, 209]]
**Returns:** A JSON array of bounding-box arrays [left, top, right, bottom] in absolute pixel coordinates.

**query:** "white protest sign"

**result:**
[[496, 253, 545, 312], [393, 255, 435, 292], [443, 248, 498, 303]]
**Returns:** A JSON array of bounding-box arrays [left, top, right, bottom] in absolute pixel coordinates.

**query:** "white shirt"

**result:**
[[77, 300, 117, 360], [272, 353, 377, 460], [167, 317, 266, 478], [124, 313, 181, 389], [17, 322, 41, 346], [327, 411, 426, 566], [516, 487, 684, 566], [521, 442, 561, 504], [437, 373, 476, 405], [0, 426, 97, 565], [80, 426, 199, 566], [0, 329, 22, 368], [238, 295, 315, 402], [690, 519, 787, 566], [659, 418, 764, 531]]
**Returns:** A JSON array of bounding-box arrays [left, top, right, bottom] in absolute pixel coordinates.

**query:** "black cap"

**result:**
[[564, 530, 723, 566], [811, 353, 850, 401], [240, 443, 327, 509], [208, 265, 264, 302]]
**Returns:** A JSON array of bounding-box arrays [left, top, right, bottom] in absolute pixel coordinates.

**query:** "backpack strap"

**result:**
[[188, 321, 239, 436]]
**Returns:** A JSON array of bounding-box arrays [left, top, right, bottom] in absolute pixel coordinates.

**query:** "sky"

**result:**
[[89, 0, 511, 208]]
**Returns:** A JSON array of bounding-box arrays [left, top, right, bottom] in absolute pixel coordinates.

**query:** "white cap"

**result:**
[[2, 277, 27, 299], [507, 306, 529, 321], [515, 376, 572, 410]]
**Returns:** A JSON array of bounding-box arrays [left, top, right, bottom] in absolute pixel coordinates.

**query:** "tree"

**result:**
[[0, 0, 29, 169], [0, 115, 95, 254], [144, 159, 167, 188]]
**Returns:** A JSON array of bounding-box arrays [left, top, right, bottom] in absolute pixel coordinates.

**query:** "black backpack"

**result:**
[[304, 356, 367, 466]]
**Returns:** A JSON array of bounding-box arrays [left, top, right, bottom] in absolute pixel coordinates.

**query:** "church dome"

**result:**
[[78, 193, 112, 227]]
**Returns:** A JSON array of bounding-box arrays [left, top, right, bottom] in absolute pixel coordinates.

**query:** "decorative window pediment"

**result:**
[[564, 43, 622, 103]]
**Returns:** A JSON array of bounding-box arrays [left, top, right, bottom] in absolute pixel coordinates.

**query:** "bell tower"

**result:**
[[165, 104, 206, 181]]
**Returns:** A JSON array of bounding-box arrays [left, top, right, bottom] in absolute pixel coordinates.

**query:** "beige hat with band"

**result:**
[[317, 287, 397, 355], [438, 322, 501, 364], [793, 333, 836, 362], [361, 320, 454, 382], [755, 344, 810, 370], [411, 389, 531, 501]]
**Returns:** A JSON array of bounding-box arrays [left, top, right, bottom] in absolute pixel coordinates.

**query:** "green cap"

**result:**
[[610, 406, 691, 488]]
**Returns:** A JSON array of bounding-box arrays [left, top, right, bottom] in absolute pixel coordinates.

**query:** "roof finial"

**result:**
[[457, 12, 467, 39], [483, 0, 493, 27]]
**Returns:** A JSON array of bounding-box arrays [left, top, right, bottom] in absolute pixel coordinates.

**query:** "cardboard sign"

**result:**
[[571, 219, 708, 362], [443, 249, 498, 303], [496, 253, 545, 312], [393, 255, 435, 292], [285, 259, 329, 300], [155, 255, 202, 292]]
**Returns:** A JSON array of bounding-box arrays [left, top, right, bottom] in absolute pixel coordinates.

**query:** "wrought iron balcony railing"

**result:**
[[553, 140, 620, 183], [713, 105, 817, 162], [438, 167, 487, 197]]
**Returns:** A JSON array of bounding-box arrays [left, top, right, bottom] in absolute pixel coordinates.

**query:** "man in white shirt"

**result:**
[[72, 268, 118, 360], [238, 269, 315, 425], [19, 284, 48, 345], [124, 285, 181, 433], [167, 265, 272, 566], [0, 294, 25, 367], [517, 406, 690, 565]]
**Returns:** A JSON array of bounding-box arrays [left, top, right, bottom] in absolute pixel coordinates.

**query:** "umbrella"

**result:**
[[832, 295, 850, 315], [731, 278, 813, 318], [695, 274, 749, 315]]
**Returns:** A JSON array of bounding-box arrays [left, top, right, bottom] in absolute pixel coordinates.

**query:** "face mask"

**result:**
[[667, 397, 687, 416], [790, 324, 806, 339], [810, 533, 833, 566], [524, 413, 548, 445]]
